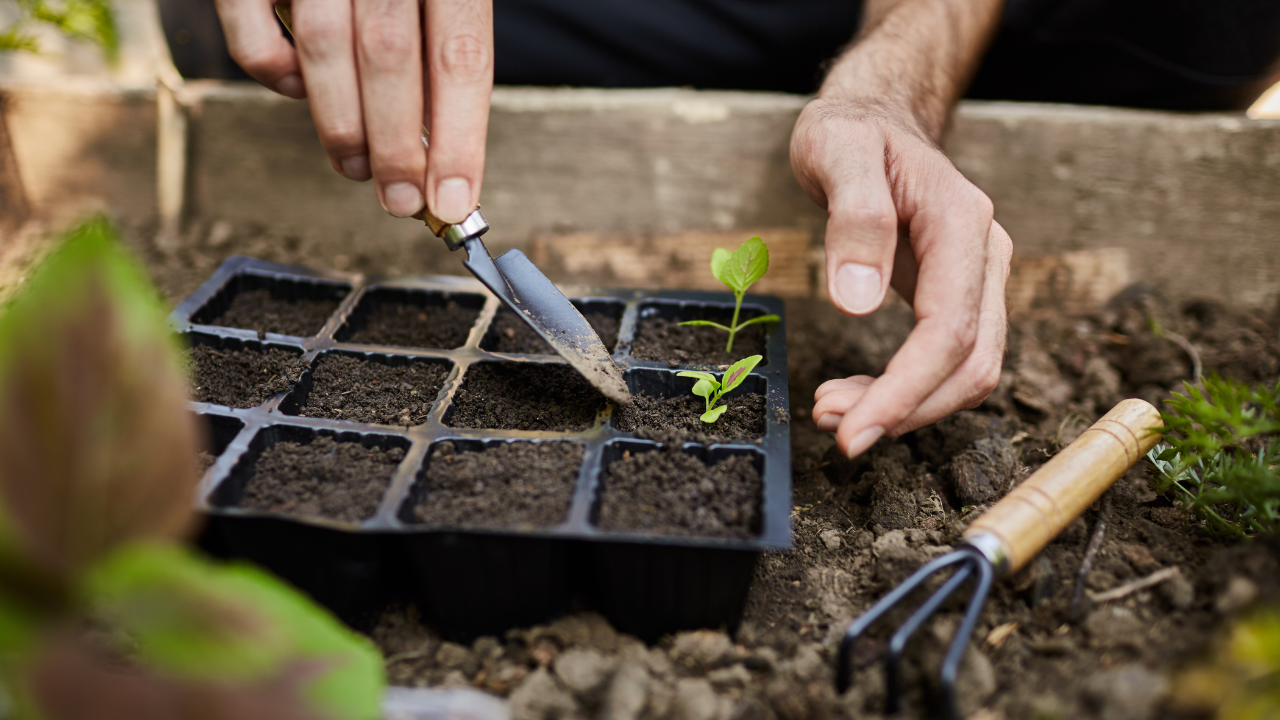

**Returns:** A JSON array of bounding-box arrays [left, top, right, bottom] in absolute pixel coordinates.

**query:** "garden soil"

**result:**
[[447, 363, 606, 432], [485, 308, 621, 355], [238, 435, 403, 523], [208, 287, 340, 337], [190, 345, 304, 408], [614, 392, 765, 444], [345, 299, 480, 350], [631, 310, 768, 367], [298, 353, 450, 427], [369, 289, 1280, 720]]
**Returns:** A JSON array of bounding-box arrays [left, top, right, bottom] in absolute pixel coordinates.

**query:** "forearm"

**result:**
[[821, 0, 1004, 139]]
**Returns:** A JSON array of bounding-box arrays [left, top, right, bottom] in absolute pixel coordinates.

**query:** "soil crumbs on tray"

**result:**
[[300, 354, 449, 427], [599, 445, 761, 539], [190, 345, 303, 408], [367, 291, 1280, 720], [447, 363, 606, 432], [238, 436, 403, 522], [483, 307, 621, 355], [209, 288, 340, 337], [412, 441, 582, 530], [614, 392, 765, 443], [630, 309, 767, 366], [347, 300, 479, 349]]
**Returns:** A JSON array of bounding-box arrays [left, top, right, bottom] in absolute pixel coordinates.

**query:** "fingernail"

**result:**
[[815, 413, 841, 432], [845, 426, 884, 459], [382, 182, 424, 217], [340, 155, 371, 181], [434, 177, 472, 224], [275, 74, 305, 99], [834, 263, 883, 314]]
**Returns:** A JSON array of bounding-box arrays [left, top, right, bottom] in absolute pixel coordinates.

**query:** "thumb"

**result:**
[[824, 172, 898, 316]]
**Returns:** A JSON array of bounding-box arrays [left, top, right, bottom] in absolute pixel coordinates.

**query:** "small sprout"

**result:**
[[678, 355, 761, 423], [680, 236, 780, 353]]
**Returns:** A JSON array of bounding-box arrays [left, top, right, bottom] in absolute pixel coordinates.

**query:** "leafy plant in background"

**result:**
[[1172, 605, 1280, 719], [0, 219, 383, 720], [1145, 374, 1280, 537], [678, 354, 761, 423], [679, 236, 780, 353], [0, 0, 116, 58]]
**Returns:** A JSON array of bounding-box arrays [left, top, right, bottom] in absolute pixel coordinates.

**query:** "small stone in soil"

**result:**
[[613, 392, 765, 443], [483, 307, 621, 355], [346, 300, 479, 349], [412, 441, 582, 530], [207, 288, 341, 337], [300, 354, 450, 427], [598, 446, 761, 539], [446, 363, 606, 432], [238, 435, 403, 523], [630, 312, 767, 367], [190, 345, 303, 408]]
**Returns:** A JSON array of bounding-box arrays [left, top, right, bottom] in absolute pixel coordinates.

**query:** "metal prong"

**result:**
[[884, 558, 976, 714], [939, 553, 994, 720]]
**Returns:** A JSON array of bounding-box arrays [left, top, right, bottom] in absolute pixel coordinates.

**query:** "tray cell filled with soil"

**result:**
[[480, 300, 624, 355], [336, 287, 484, 350], [593, 441, 764, 540], [401, 439, 583, 530], [629, 301, 770, 367], [211, 423, 409, 524], [613, 367, 767, 443], [187, 333, 305, 408], [444, 361, 607, 432], [191, 272, 349, 337], [281, 351, 452, 427], [196, 412, 245, 475]]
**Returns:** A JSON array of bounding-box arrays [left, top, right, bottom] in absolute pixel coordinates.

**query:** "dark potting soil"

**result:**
[[613, 391, 766, 443], [598, 446, 761, 539], [208, 288, 339, 337], [298, 354, 449, 427], [346, 300, 479, 349], [196, 451, 217, 475], [630, 310, 768, 366], [446, 363, 606, 432], [190, 345, 303, 408], [367, 291, 1280, 720], [482, 308, 621, 355], [237, 436, 403, 523], [411, 441, 582, 530]]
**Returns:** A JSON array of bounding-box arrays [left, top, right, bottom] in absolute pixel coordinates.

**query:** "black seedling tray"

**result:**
[[175, 255, 791, 641]]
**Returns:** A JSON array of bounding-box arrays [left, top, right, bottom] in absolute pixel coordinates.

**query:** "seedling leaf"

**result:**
[[709, 248, 731, 283], [690, 378, 716, 399], [677, 371, 717, 383], [722, 355, 761, 394], [720, 236, 769, 295], [701, 405, 728, 424], [678, 320, 734, 332], [736, 314, 781, 329]]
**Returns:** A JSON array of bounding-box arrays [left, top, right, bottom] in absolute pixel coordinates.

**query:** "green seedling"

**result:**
[[680, 236, 780, 353], [678, 354, 761, 423]]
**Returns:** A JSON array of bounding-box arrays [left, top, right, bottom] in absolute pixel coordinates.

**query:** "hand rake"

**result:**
[[835, 399, 1162, 719]]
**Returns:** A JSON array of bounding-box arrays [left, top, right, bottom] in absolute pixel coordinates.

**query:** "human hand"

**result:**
[[791, 98, 1011, 458], [215, 0, 493, 222]]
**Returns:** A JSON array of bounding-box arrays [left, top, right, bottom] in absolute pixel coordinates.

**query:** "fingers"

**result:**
[[217, 0, 304, 98], [822, 147, 898, 316], [291, 0, 368, 180], [424, 0, 494, 223], [354, 0, 427, 216]]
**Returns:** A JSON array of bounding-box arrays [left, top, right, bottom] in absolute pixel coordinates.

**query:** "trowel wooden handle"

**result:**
[[963, 399, 1162, 575]]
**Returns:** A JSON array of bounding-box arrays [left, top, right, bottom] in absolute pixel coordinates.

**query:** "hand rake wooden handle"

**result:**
[[963, 399, 1162, 575]]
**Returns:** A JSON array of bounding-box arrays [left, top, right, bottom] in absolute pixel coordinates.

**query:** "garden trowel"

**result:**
[[414, 203, 631, 406]]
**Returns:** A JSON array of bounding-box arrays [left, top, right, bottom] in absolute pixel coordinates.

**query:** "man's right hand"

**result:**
[[215, 0, 494, 222]]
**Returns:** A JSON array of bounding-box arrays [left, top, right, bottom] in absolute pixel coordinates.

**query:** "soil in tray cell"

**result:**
[[297, 354, 450, 427], [238, 435, 403, 523], [446, 362, 606, 432], [630, 305, 768, 367], [342, 293, 481, 350], [408, 441, 582, 530], [597, 445, 762, 539], [482, 304, 622, 355], [207, 288, 341, 337], [190, 345, 304, 408], [196, 414, 244, 474], [614, 393, 765, 444]]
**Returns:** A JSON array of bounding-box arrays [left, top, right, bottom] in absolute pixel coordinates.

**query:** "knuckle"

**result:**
[[359, 19, 416, 70], [294, 11, 348, 52], [970, 358, 1005, 404], [233, 43, 286, 76], [944, 315, 980, 361], [839, 204, 897, 236], [319, 123, 364, 152], [437, 32, 492, 82]]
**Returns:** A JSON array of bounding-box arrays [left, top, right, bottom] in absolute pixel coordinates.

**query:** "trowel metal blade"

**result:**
[[462, 239, 631, 405]]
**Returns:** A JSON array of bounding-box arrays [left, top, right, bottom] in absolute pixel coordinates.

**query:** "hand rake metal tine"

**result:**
[[939, 553, 994, 720]]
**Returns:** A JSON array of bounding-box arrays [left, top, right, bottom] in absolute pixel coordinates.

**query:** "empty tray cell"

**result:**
[[401, 439, 583, 530], [196, 413, 244, 475], [337, 287, 485, 350], [212, 424, 409, 524], [282, 351, 452, 427], [444, 362, 607, 432], [613, 368, 766, 444], [593, 441, 764, 540], [192, 272, 349, 337], [629, 301, 770, 367], [481, 299, 625, 355], [187, 333, 305, 409]]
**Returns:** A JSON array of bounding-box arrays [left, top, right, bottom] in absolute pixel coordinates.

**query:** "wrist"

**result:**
[[817, 48, 947, 140]]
